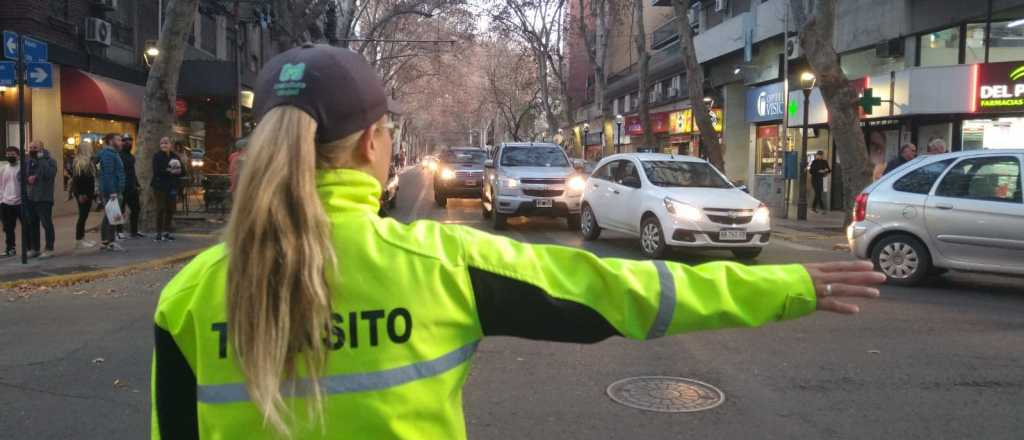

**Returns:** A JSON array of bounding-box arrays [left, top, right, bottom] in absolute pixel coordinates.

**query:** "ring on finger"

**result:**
[[825, 283, 833, 297]]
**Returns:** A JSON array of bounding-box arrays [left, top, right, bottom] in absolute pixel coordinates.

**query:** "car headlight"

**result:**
[[753, 204, 771, 224], [663, 198, 703, 222], [427, 162, 438, 171], [440, 168, 455, 180], [567, 175, 585, 192], [501, 177, 519, 189]]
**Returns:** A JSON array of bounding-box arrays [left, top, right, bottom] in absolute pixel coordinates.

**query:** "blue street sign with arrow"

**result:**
[[22, 37, 47, 62], [0, 61, 14, 87], [3, 31, 17, 60], [25, 62, 53, 88]]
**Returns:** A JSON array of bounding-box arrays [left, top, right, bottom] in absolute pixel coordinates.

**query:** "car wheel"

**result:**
[[567, 213, 581, 231], [872, 234, 932, 286], [580, 204, 601, 240], [732, 248, 762, 260], [435, 192, 447, 208], [492, 211, 507, 230], [640, 216, 666, 259]]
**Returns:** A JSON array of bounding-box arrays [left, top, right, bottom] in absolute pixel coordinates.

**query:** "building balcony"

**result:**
[[652, 17, 679, 50]]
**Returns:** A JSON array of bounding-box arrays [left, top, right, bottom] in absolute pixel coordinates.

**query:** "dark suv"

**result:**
[[433, 147, 489, 207]]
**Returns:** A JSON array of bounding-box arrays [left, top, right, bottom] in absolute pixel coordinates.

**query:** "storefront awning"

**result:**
[[61, 68, 144, 119]]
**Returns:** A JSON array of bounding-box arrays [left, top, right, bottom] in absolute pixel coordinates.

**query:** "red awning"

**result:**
[[61, 68, 144, 119]]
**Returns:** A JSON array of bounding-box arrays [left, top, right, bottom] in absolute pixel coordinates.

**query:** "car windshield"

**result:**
[[445, 150, 488, 164], [500, 147, 569, 167], [641, 161, 732, 188]]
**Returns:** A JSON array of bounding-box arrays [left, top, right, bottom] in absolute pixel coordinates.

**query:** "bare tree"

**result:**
[[633, 0, 654, 148], [136, 0, 200, 229], [671, 0, 723, 170], [791, 0, 871, 216]]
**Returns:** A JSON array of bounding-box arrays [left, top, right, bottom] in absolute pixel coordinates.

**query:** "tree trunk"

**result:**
[[338, 0, 357, 48], [671, 0, 723, 170], [792, 0, 872, 217], [634, 0, 654, 149], [136, 0, 199, 232], [535, 48, 560, 135]]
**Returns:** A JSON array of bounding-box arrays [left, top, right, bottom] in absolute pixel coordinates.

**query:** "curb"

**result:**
[[0, 248, 205, 289]]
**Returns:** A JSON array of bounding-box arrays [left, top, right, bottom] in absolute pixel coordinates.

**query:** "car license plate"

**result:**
[[464, 180, 476, 186], [719, 230, 746, 241], [536, 199, 553, 208]]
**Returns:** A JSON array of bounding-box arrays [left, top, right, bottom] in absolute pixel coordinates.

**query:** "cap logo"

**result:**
[[274, 63, 307, 96]]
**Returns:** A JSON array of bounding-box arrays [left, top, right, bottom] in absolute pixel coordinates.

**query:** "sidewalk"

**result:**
[[0, 211, 220, 285], [772, 209, 848, 239]]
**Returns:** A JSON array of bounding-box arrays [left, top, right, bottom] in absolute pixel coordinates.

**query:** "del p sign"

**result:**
[[975, 62, 1024, 112]]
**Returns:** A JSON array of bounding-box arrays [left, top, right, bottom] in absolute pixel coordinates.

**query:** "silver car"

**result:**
[[482, 143, 587, 230], [848, 149, 1024, 285]]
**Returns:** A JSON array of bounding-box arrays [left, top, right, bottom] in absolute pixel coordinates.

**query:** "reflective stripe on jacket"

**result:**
[[151, 168, 816, 439]]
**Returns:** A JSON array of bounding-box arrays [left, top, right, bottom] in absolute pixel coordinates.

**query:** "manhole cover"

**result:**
[[606, 376, 724, 413]]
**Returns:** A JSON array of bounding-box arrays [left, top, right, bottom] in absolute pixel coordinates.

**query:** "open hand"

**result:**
[[804, 261, 885, 314]]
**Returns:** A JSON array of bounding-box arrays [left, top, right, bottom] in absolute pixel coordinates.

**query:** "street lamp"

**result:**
[[797, 71, 816, 221], [143, 40, 159, 67], [614, 114, 624, 154]]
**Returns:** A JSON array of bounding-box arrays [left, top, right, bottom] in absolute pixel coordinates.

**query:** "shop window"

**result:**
[[754, 125, 782, 174], [840, 46, 905, 79], [966, 20, 1024, 64], [962, 117, 1024, 150], [918, 27, 959, 67], [936, 157, 1022, 203], [892, 159, 953, 194]]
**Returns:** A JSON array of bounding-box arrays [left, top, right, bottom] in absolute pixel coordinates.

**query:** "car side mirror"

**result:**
[[485, 159, 494, 168]]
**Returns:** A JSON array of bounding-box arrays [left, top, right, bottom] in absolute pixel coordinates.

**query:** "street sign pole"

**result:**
[[16, 34, 27, 264]]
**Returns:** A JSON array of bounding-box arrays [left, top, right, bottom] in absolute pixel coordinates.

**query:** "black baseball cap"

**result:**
[[254, 43, 401, 143]]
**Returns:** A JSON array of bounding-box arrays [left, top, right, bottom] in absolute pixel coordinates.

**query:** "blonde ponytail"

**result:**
[[224, 106, 347, 435]]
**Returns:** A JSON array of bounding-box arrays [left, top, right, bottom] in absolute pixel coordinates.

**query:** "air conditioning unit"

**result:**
[[785, 36, 802, 60], [875, 38, 904, 58], [85, 17, 112, 46], [714, 0, 728, 12], [91, 0, 118, 10]]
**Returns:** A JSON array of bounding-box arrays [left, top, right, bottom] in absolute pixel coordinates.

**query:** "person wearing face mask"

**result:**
[[151, 136, 183, 241], [0, 146, 21, 257], [25, 141, 57, 259]]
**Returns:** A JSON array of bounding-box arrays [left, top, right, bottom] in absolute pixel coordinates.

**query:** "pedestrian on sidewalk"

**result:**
[[71, 141, 98, 249], [809, 150, 831, 214], [25, 141, 57, 259], [151, 45, 884, 439], [1, 146, 21, 257], [117, 135, 144, 239], [97, 133, 126, 252], [883, 143, 916, 176], [926, 137, 947, 155], [151, 136, 182, 241]]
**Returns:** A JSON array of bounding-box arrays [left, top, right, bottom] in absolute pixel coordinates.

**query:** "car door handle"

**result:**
[[936, 203, 954, 210]]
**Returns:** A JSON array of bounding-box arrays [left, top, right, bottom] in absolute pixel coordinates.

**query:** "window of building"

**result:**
[[201, 14, 218, 54], [965, 20, 1024, 64], [893, 160, 954, 194], [918, 26, 960, 67], [962, 117, 1024, 150], [840, 46, 905, 79], [936, 157, 1021, 203]]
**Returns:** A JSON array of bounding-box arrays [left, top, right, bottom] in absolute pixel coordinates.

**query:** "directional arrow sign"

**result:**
[[0, 61, 14, 87], [25, 62, 53, 88], [21, 37, 47, 63], [3, 31, 17, 60]]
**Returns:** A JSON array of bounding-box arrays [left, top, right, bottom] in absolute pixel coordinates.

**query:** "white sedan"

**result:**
[[580, 153, 771, 259]]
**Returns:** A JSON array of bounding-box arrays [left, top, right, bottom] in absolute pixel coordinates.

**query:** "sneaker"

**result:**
[[102, 242, 126, 252], [116, 232, 127, 240], [38, 251, 54, 259], [154, 234, 165, 242], [131, 232, 146, 239], [27, 250, 39, 258], [163, 233, 176, 241], [75, 240, 96, 250], [3, 249, 14, 257]]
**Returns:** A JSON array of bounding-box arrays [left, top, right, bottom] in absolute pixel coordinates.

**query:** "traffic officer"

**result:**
[[151, 44, 884, 439]]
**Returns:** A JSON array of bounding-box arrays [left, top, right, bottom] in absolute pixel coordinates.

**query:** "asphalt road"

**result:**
[[1, 167, 1022, 439]]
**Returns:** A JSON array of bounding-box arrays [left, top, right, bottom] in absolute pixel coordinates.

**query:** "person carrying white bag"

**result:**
[[97, 133, 127, 252]]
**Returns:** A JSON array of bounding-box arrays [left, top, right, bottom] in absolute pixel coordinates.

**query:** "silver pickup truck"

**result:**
[[481, 142, 587, 230]]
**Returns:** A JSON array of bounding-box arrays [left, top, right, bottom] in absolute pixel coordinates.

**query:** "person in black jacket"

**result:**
[[809, 151, 831, 214], [117, 135, 143, 238], [70, 142, 98, 249], [151, 137, 183, 241]]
